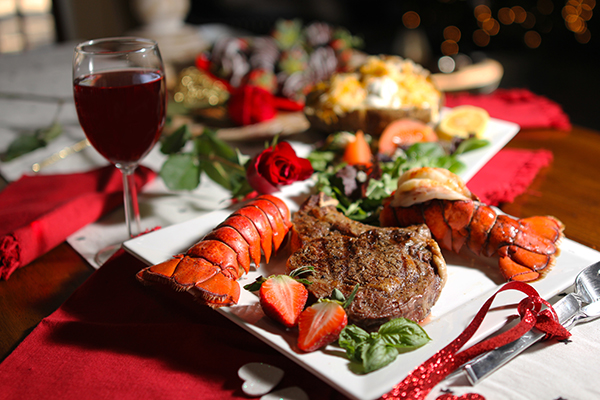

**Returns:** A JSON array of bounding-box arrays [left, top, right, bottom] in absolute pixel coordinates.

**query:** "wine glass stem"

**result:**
[[121, 165, 141, 238]]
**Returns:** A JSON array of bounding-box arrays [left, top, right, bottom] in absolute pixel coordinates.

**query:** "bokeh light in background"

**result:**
[[402, 11, 421, 30], [563, 0, 595, 43], [398, 0, 595, 56]]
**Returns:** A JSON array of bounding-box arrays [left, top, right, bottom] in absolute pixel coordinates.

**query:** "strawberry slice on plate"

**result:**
[[259, 274, 308, 328], [297, 300, 348, 352]]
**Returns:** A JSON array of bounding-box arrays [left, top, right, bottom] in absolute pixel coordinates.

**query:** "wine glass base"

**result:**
[[94, 244, 121, 267]]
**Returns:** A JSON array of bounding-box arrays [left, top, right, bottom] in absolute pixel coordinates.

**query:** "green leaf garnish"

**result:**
[[338, 318, 431, 373]]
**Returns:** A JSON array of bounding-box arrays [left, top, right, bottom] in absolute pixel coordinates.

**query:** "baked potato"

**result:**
[[304, 55, 443, 136]]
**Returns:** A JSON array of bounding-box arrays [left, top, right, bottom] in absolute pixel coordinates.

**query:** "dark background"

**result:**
[[184, 0, 598, 131]]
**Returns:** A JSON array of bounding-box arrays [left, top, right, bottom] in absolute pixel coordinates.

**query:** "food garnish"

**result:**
[[342, 130, 373, 166], [244, 267, 313, 328], [378, 118, 438, 156], [308, 131, 489, 225], [339, 318, 430, 373], [436, 105, 490, 140], [297, 287, 357, 352]]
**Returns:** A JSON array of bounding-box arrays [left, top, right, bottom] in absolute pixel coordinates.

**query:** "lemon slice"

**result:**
[[437, 105, 490, 140]]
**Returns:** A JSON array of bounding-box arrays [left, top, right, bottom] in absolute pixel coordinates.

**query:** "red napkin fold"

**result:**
[[467, 148, 553, 206], [445, 88, 572, 131], [0, 249, 342, 400], [0, 166, 156, 280]]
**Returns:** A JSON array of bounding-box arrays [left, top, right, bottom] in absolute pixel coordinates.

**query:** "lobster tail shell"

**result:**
[[203, 226, 251, 274], [136, 195, 292, 308], [232, 207, 274, 263], [381, 197, 564, 282]]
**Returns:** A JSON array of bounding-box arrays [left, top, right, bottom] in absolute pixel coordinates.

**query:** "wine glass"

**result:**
[[73, 37, 166, 264]]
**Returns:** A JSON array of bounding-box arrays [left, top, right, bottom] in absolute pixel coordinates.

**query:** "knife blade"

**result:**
[[447, 292, 582, 385]]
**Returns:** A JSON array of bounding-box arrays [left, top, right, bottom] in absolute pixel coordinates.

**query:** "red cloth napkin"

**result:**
[[0, 249, 344, 400], [445, 88, 572, 131], [467, 148, 553, 206], [0, 166, 156, 280]]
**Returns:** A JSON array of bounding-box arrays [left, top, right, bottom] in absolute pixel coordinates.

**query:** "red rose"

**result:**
[[228, 85, 277, 126], [247, 142, 314, 194]]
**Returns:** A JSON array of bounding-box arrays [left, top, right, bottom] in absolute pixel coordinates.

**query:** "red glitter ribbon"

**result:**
[[382, 281, 571, 400]]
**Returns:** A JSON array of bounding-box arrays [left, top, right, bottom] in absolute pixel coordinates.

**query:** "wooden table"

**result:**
[[1, 125, 600, 363]]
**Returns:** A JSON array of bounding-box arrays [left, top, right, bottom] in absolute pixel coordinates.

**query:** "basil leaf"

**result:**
[[406, 142, 446, 159], [159, 153, 201, 191], [339, 318, 430, 373], [339, 325, 370, 362], [377, 318, 431, 352], [361, 336, 400, 373], [161, 124, 191, 154]]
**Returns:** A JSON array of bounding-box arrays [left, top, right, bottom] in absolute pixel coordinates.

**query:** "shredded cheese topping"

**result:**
[[316, 55, 441, 117]]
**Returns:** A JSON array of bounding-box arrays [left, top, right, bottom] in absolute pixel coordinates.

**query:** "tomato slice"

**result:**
[[378, 119, 438, 156]]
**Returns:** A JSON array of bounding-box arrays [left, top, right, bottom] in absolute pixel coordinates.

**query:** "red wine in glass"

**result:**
[[73, 69, 166, 166], [73, 37, 166, 265]]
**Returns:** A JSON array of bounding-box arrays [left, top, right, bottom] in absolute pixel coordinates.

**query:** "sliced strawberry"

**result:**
[[259, 275, 308, 328], [297, 300, 348, 352]]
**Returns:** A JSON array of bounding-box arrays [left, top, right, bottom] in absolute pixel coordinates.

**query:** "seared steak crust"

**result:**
[[290, 192, 373, 252], [287, 194, 447, 330]]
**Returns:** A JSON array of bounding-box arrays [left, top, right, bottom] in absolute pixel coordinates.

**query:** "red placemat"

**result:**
[[468, 148, 553, 206], [0, 249, 345, 400], [445, 88, 572, 131]]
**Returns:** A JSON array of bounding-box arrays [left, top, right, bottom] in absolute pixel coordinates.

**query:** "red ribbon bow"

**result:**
[[382, 281, 571, 400]]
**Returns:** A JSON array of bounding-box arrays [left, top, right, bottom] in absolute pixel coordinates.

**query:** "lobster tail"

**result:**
[[136, 195, 292, 308], [381, 167, 565, 282]]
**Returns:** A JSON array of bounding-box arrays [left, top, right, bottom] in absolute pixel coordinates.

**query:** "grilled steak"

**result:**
[[287, 194, 447, 330], [289, 192, 374, 252]]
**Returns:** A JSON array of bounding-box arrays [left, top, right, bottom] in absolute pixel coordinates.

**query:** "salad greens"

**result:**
[[308, 132, 489, 225]]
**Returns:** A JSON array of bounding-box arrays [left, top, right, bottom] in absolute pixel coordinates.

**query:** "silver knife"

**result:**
[[446, 293, 582, 385], [447, 261, 600, 385]]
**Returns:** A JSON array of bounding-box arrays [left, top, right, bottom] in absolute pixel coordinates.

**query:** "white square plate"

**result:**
[[123, 116, 600, 400]]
